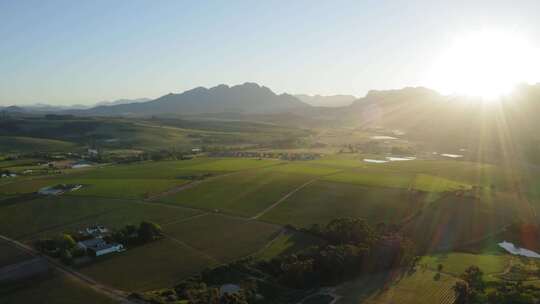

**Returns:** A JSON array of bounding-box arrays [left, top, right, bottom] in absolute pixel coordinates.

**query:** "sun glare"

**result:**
[[428, 29, 540, 100]]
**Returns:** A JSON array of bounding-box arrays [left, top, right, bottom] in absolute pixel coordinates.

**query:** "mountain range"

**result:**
[[71, 83, 308, 116]]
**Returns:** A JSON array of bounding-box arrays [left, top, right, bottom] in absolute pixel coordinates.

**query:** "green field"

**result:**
[[0, 196, 200, 240], [159, 169, 315, 217], [80, 238, 214, 291], [261, 180, 428, 227], [321, 167, 471, 192], [420, 252, 510, 276], [402, 193, 521, 252], [163, 214, 280, 262]]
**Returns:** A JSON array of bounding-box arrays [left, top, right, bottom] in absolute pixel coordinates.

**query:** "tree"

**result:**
[[453, 281, 470, 304], [56, 233, 76, 250], [324, 218, 376, 246], [138, 221, 163, 243], [460, 266, 484, 293], [60, 249, 73, 265]]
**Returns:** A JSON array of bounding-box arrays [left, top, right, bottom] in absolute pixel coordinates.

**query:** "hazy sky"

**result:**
[[1, 0, 539, 105]]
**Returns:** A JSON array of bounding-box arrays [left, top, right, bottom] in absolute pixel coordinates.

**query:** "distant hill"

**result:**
[[295, 94, 357, 107], [78, 83, 309, 116], [95, 98, 151, 107]]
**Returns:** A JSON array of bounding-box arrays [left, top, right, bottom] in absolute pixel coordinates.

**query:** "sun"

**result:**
[[427, 29, 540, 100]]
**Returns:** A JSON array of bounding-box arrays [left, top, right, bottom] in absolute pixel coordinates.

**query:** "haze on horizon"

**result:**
[[1, 0, 540, 106]]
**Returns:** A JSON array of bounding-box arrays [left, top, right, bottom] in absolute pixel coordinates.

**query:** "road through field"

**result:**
[[0, 234, 137, 304]]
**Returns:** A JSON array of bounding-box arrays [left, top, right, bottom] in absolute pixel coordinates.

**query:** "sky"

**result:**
[[1, 0, 540, 105]]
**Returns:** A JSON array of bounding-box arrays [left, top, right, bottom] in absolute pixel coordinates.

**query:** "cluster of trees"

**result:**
[[35, 233, 85, 265], [110, 221, 163, 246], [260, 218, 416, 289], [132, 278, 257, 304], [142, 218, 416, 304], [454, 265, 540, 303]]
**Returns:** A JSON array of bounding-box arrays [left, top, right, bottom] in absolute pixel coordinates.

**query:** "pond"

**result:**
[[370, 135, 398, 140], [441, 153, 464, 158], [498, 241, 540, 258], [363, 159, 388, 163]]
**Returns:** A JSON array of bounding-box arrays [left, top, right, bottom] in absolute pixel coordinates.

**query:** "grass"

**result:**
[[261, 180, 428, 227], [1, 272, 119, 304], [420, 252, 510, 276], [164, 214, 281, 262], [0, 240, 33, 268], [159, 169, 315, 217], [0, 196, 200, 240], [80, 238, 214, 291]]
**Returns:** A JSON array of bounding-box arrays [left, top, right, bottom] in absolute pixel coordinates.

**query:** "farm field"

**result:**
[[402, 193, 522, 252], [158, 169, 316, 217], [358, 270, 458, 304], [0, 196, 201, 240], [261, 180, 429, 227], [163, 214, 281, 262], [420, 252, 510, 276], [0, 157, 284, 198], [321, 167, 471, 192], [0, 240, 33, 268], [0, 273, 119, 304], [79, 238, 214, 291], [264, 162, 343, 176]]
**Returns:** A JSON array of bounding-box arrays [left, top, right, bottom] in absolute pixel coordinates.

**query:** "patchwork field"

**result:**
[[158, 169, 316, 217], [0, 196, 200, 240], [0, 155, 531, 302]]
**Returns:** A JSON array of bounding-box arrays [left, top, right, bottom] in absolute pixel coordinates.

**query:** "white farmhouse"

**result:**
[[77, 237, 125, 257]]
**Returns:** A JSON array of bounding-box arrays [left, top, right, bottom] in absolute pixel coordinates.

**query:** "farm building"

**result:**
[[38, 184, 82, 195], [77, 238, 124, 257], [84, 225, 109, 236]]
